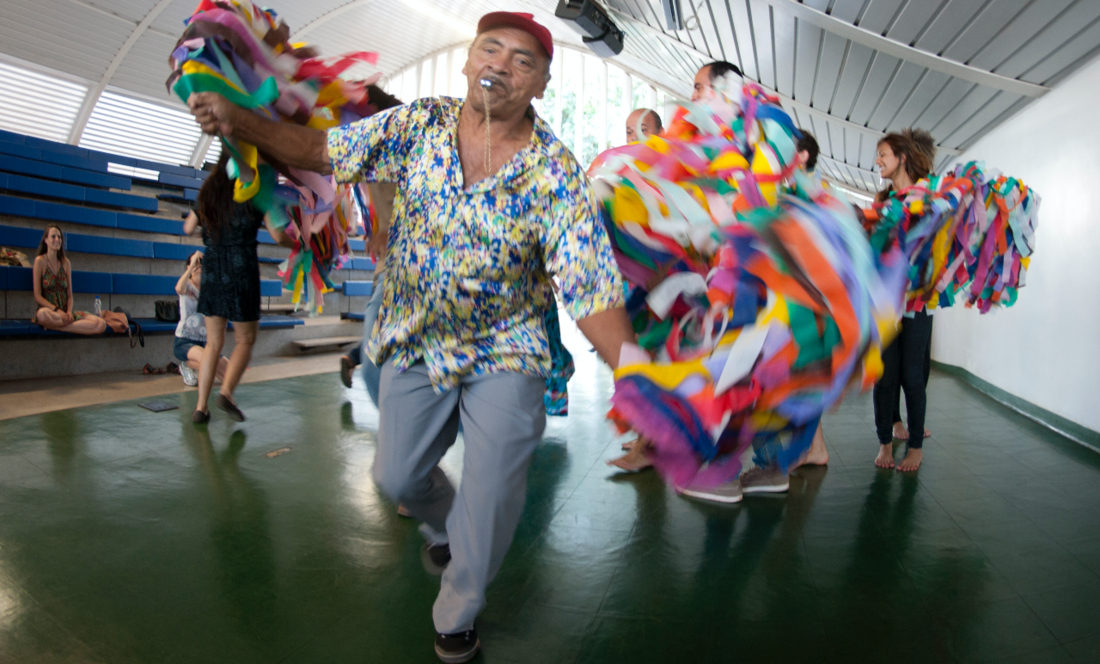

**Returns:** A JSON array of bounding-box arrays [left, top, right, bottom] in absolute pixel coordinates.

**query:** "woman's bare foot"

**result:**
[[897, 448, 923, 472], [893, 422, 930, 439], [796, 425, 829, 467], [874, 443, 895, 469], [608, 442, 653, 472]]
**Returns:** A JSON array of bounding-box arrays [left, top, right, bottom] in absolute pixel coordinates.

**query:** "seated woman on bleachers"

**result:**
[[174, 251, 227, 387], [32, 225, 107, 335]]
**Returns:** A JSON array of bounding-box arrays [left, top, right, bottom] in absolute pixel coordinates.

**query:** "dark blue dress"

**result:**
[[198, 202, 265, 322]]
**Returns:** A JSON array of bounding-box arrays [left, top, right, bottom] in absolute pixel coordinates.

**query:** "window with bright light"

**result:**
[[79, 91, 203, 166], [0, 61, 88, 142]]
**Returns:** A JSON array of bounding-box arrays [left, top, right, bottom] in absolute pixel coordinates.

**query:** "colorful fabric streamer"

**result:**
[[168, 0, 381, 312], [591, 81, 1039, 490]]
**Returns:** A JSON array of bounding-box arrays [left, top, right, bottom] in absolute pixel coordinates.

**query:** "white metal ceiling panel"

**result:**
[[884, 0, 945, 46], [996, 2, 1100, 81], [83, 0, 153, 23], [939, 0, 1029, 64], [109, 30, 180, 105], [968, 0, 1076, 72], [942, 90, 1022, 148], [887, 69, 950, 131], [809, 32, 845, 110], [867, 61, 922, 130], [793, 19, 822, 102], [0, 0, 131, 82], [725, 0, 759, 81], [1023, 20, 1100, 86], [829, 41, 873, 117], [847, 53, 901, 127], [750, 1, 778, 90], [773, 9, 797, 96], [913, 0, 987, 56], [858, 0, 908, 35]]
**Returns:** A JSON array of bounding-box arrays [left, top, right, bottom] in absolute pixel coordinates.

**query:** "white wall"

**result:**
[[932, 54, 1100, 434]]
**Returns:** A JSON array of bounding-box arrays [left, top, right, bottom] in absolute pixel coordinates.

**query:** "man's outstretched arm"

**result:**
[[576, 306, 636, 371], [188, 92, 331, 174]]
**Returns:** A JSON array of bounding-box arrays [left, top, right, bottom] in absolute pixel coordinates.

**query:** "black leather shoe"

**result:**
[[217, 394, 245, 422], [192, 409, 210, 424], [421, 543, 451, 576], [434, 629, 479, 664]]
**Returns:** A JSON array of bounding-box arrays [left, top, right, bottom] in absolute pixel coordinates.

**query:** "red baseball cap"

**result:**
[[477, 12, 554, 61]]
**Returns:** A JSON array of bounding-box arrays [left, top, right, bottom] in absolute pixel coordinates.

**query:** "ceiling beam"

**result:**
[[768, 0, 1048, 98], [606, 6, 962, 157], [66, 0, 176, 145]]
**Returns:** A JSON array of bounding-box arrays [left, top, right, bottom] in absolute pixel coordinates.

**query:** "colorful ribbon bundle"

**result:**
[[865, 163, 1038, 314], [591, 82, 1038, 489], [167, 0, 381, 311]]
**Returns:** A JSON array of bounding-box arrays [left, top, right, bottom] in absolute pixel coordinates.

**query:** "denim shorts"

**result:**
[[173, 336, 205, 363]]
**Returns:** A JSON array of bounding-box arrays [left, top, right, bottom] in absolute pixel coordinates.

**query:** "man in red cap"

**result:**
[[188, 11, 636, 663]]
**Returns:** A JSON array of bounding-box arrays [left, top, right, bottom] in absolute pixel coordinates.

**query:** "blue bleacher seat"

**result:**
[[35, 199, 117, 228], [110, 273, 180, 295], [0, 266, 8, 290], [341, 281, 373, 297], [258, 256, 282, 264], [0, 195, 35, 217], [3, 267, 111, 293], [116, 213, 184, 235], [158, 173, 205, 189], [0, 315, 302, 337], [349, 238, 366, 252], [1, 173, 155, 212], [85, 188, 157, 212], [151, 243, 200, 261], [68, 234, 154, 259], [0, 141, 42, 161], [347, 257, 375, 271], [0, 155, 133, 191], [257, 230, 274, 245], [261, 280, 283, 297]]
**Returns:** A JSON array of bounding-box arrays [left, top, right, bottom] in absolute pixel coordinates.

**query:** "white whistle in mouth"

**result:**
[[479, 78, 493, 89]]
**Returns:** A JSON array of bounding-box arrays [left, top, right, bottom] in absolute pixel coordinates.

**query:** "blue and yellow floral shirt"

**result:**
[[327, 97, 624, 391]]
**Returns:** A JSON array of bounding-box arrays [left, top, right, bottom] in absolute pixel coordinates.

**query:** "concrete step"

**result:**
[[292, 336, 361, 351]]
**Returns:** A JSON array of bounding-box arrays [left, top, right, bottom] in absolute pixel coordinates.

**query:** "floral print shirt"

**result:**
[[327, 97, 624, 391]]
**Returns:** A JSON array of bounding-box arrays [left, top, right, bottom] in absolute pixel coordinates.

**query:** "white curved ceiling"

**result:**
[[2, 0, 1098, 187]]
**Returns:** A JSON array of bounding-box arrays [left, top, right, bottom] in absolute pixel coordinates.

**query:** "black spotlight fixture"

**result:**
[[554, 0, 624, 57]]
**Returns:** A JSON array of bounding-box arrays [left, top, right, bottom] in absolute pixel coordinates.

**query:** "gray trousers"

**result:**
[[372, 360, 546, 634]]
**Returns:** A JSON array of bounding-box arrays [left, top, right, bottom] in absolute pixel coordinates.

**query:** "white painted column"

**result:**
[[598, 60, 608, 152], [552, 52, 564, 136], [573, 51, 585, 155], [445, 49, 455, 96], [645, 84, 657, 111]]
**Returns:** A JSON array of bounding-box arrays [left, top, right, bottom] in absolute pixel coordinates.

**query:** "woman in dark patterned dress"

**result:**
[[32, 225, 107, 335], [184, 153, 291, 423]]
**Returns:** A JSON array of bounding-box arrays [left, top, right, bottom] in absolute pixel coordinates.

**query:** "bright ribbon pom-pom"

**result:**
[[592, 81, 1039, 490], [168, 0, 383, 312]]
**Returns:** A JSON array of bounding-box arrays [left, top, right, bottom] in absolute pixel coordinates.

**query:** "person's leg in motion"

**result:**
[[372, 361, 462, 547], [187, 345, 226, 382], [897, 311, 933, 471], [195, 316, 226, 419], [432, 371, 546, 658], [359, 270, 386, 406], [873, 339, 902, 468], [217, 320, 257, 420]]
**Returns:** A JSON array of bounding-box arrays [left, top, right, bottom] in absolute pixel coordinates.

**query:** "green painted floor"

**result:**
[[2, 342, 1100, 663]]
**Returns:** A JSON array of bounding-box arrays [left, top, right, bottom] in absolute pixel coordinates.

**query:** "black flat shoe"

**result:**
[[217, 395, 245, 422], [192, 409, 210, 424], [434, 629, 479, 664]]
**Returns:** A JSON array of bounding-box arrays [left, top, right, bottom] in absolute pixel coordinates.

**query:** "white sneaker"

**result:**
[[739, 465, 790, 494], [180, 364, 198, 387], [680, 479, 743, 504]]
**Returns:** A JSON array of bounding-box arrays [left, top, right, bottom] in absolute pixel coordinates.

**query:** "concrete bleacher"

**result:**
[[0, 128, 373, 380]]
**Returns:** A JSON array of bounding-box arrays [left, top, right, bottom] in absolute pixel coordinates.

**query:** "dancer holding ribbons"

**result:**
[[185, 9, 632, 663], [589, 64, 1038, 501]]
